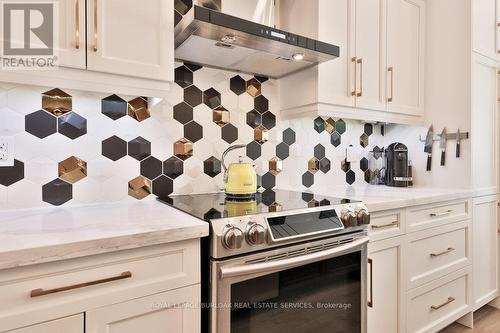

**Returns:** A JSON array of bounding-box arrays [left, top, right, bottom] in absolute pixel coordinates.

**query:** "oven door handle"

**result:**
[[219, 237, 369, 279]]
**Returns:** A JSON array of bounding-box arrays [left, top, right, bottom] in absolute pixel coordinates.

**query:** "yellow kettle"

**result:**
[[222, 145, 257, 198]]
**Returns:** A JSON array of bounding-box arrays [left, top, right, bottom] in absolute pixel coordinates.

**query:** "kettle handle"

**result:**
[[222, 144, 246, 181]]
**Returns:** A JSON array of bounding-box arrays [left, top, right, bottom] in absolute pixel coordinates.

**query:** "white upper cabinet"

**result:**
[[472, 0, 500, 61], [56, 0, 86, 69], [87, 0, 174, 81], [386, 0, 425, 116], [222, 0, 276, 27]]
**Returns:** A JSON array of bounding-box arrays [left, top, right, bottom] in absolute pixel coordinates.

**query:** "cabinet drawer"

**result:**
[[406, 199, 471, 232], [6, 314, 83, 333], [406, 221, 470, 289], [407, 268, 471, 333], [0, 239, 199, 332], [369, 209, 404, 241]]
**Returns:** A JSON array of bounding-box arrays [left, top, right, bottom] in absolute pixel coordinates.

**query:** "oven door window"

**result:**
[[230, 251, 361, 333]]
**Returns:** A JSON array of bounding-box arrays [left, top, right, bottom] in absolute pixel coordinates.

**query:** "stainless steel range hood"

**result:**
[[174, 2, 339, 79]]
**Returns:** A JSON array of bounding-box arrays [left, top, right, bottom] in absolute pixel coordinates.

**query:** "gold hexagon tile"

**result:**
[[269, 202, 283, 212], [308, 157, 320, 174], [128, 97, 150, 122], [213, 106, 230, 127], [246, 78, 261, 97], [174, 138, 193, 160], [269, 157, 283, 175], [128, 176, 152, 200], [254, 126, 269, 144], [308, 199, 319, 208], [325, 118, 336, 134], [42, 88, 72, 116], [58, 156, 87, 184], [360, 133, 369, 148]]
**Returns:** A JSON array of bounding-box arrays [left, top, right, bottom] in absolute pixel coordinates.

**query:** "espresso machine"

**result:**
[[385, 143, 412, 187]]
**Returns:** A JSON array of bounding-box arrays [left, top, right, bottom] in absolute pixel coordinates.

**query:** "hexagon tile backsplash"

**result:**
[[0, 63, 385, 210]]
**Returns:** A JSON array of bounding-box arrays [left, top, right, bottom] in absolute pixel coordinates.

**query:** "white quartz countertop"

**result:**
[[0, 200, 208, 270]]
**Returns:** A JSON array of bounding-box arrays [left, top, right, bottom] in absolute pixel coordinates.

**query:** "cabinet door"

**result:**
[[221, 0, 275, 27], [354, 0, 386, 112], [472, 0, 500, 61], [86, 0, 174, 81], [471, 54, 499, 195], [472, 195, 499, 310], [367, 237, 404, 333], [6, 314, 83, 333], [386, 0, 425, 116], [56, 0, 86, 69], [86, 285, 200, 333]]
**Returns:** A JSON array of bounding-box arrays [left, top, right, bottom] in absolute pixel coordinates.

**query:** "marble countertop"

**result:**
[[0, 200, 209, 270]]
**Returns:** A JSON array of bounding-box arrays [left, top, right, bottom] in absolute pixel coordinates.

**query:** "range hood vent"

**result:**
[[174, 4, 339, 79]]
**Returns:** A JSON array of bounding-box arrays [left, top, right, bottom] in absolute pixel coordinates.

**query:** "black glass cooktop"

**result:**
[[158, 190, 354, 221]]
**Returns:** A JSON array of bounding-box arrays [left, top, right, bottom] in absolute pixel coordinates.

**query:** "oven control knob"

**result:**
[[356, 208, 371, 225], [341, 209, 358, 227], [222, 225, 244, 250], [246, 223, 266, 245]]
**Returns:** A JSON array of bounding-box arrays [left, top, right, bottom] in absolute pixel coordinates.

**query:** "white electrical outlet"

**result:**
[[0, 136, 14, 167]]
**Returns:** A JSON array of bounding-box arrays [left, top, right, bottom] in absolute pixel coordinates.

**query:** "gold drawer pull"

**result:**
[[75, 0, 80, 49], [368, 258, 373, 308], [429, 209, 453, 217], [93, 0, 98, 52], [30, 271, 132, 298], [351, 57, 357, 96], [430, 247, 455, 257], [387, 67, 394, 102], [357, 58, 363, 97], [430, 297, 455, 310], [371, 221, 398, 229]]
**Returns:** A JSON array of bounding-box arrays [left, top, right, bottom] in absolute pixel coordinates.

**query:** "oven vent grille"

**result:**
[[246, 237, 356, 264]]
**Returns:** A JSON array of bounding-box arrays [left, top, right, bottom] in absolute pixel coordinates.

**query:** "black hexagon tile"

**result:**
[[276, 142, 290, 160], [255, 75, 269, 83], [336, 119, 346, 134], [246, 110, 262, 128], [203, 156, 221, 177], [360, 157, 369, 172], [246, 141, 262, 160], [184, 62, 202, 72], [25, 110, 57, 139], [128, 97, 150, 122], [204, 208, 222, 220], [302, 171, 314, 188], [102, 136, 127, 161], [254, 95, 269, 114], [163, 156, 184, 179], [174, 10, 182, 26], [58, 112, 87, 139], [261, 172, 275, 190], [230, 75, 246, 95], [203, 88, 221, 109], [314, 144, 325, 160], [330, 132, 341, 147], [42, 88, 72, 116], [173, 102, 193, 124], [261, 111, 276, 130], [184, 121, 203, 143], [0, 159, 24, 186], [221, 123, 238, 144], [102, 94, 127, 120], [128, 137, 151, 161], [140, 156, 163, 180], [313, 117, 325, 133], [302, 192, 314, 202], [364, 123, 373, 136], [174, 138, 193, 160], [261, 189, 276, 206], [360, 133, 369, 148], [282, 128, 296, 145], [174, 0, 192, 15], [320, 199, 331, 206], [341, 158, 351, 172], [184, 85, 202, 107], [246, 78, 261, 97], [152, 175, 174, 198], [319, 158, 331, 174], [174, 65, 193, 88], [373, 146, 384, 159], [346, 170, 356, 185], [42, 178, 72, 206]]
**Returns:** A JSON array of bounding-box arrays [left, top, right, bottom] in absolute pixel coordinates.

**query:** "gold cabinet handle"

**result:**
[[93, 0, 98, 52], [368, 258, 374, 308], [429, 209, 453, 217], [30, 271, 132, 298], [430, 247, 455, 257], [387, 67, 394, 102], [371, 221, 398, 229], [430, 297, 455, 310], [351, 57, 357, 96], [75, 0, 80, 49], [357, 58, 363, 97]]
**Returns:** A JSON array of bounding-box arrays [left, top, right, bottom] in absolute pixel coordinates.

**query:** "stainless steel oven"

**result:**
[[210, 234, 368, 333]]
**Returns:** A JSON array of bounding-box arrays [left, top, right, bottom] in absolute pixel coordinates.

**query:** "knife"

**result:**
[[456, 129, 461, 158], [424, 125, 434, 171], [439, 128, 447, 166]]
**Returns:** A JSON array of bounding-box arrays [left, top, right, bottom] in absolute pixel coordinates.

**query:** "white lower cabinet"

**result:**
[[86, 285, 200, 333], [367, 237, 404, 333], [472, 195, 499, 310], [6, 314, 83, 333]]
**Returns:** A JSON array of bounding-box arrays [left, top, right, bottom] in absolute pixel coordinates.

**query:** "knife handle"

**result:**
[[426, 154, 432, 171], [440, 151, 446, 166], [456, 142, 460, 158]]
